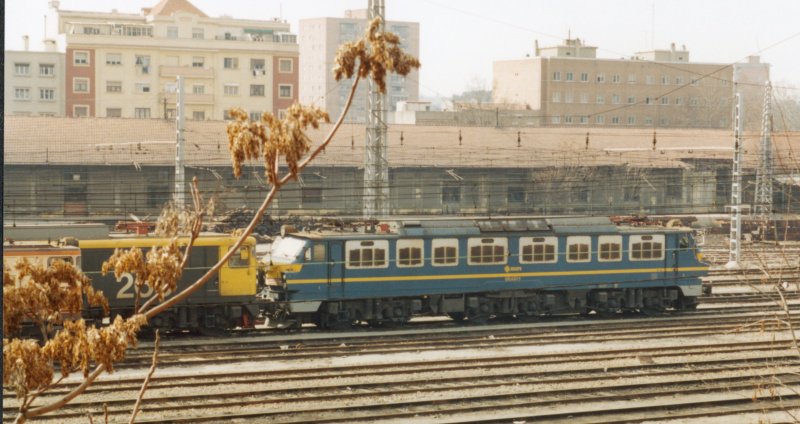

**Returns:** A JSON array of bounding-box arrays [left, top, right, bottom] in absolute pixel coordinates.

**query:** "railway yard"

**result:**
[[3, 234, 800, 423]]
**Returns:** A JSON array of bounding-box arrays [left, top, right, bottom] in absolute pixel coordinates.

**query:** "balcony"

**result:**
[[159, 66, 215, 79], [163, 92, 214, 105]]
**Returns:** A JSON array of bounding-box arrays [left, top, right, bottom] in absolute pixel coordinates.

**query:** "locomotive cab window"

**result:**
[[519, 236, 558, 264], [432, 238, 459, 267], [629, 234, 665, 261], [396, 239, 424, 268], [467, 237, 508, 265], [227, 246, 251, 268], [566, 236, 591, 263], [311, 243, 327, 262], [597, 235, 622, 262], [346, 240, 389, 269]]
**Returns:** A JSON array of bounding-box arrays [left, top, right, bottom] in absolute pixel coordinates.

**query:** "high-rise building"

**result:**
[[55, 0, 298, 120], [5, 38, 65, 117], [493, 37, 769, 129], [299, 9, 420, 123]]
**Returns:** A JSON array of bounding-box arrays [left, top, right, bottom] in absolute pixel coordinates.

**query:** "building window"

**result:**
[[73, 51, 89, 66], [223, 57, 238, 69], [14, 87, 31, 100], [564, 92, 573, 103], [611, 116, 620, 124], [645, 75, 654, 85], [627, 116, 636, 125], [691, 78, 700, 86], [278, 84, 293, 98], [167, 26, 178, 38], [520, 236, 557, 264], [468, 237, 507, 265], [612, 74, 621, 83], [580, 93, 588, 103], [124, 26, 152, 37], [346, 240, 388, 269], [249, 111, 261, 121], [627, 96, 635, 104], [14, 63, 30, 75], [566, 236, 591, 263], [278, 109, 288, 119], [551, 116, 561, 124], [566, 71, 574, 81], [661, 96, 669, 105], [595, 115, 605, 124], [627, 73, 636, 84], [106, 53, 122, 65], [645, 96, 652, 105], [40, 88, 55, 100], [551, 92, 561, 103], [552, 71, 561, 81], [596, 73, 605, 83], [106, 81, 122, 93], [192, 111, 205, 120], [134, 108, 151, 119], [432, 239, 459, 266], [192, 27, 204, 39], [596, 95, 605, 104], [580, 72, 589, 82], [612, 94, 620, 104], [73, 78, 89, 93], [250, 84, 265, 96], [279, 58, 293, 73], [106, 108, 122, 117], [442, 185, 461, 203], [675, 76, 684, 85], [629, 235, 665, 261], [644, 116, 653, 125], [224, 84, 239, 95], [192, 84, 205, 94], [397, 239, 424, 267], [564, 115, 573, 123], [598, 235, 622, 262], [250, 59, 265, 71], [579, 116, 589, 124], [689, 97, 699, 106], [135, 83, 150, 93], [39, 64, 55, 76], [675, 96, 684, 105], [135, 55, 150, 74], [661, 75, 669, 85], [192, 56, 205, 68], [74, 105, 89, 117], [507, 186, 525, 203]]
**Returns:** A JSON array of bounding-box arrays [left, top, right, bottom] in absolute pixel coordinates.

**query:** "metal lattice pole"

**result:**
[[754, 82, 773, 222], [363, 0, 389, 219], [174, 76, 185, 209], [726, 92, 743, 269]]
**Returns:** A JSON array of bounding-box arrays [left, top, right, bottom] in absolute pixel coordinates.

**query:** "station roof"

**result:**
[[4, 116, 797, 171]]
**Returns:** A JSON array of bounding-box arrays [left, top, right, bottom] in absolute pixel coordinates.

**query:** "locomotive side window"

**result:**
[[227, 246, 251, 268], [519, 236, 558, 264], [597, 235, 622, 262], [467, 237, 508, 265], [566, 236, 591, 263], [432, 238, 459, 267], [629, 234, 665, 261], [312, 243, 327, 262], [346, 240, 389, 269]]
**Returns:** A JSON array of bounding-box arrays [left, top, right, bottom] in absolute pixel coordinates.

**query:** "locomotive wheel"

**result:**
[[466, 308, 489, 324], [447, 312, 466, 322]]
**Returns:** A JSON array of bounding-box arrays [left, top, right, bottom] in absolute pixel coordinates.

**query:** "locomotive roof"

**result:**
[[287, 217, 691, 240]]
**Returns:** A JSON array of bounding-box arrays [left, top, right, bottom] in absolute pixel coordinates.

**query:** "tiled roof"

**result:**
[[148, 0, 207, 17], [4, 116, 797, 171]]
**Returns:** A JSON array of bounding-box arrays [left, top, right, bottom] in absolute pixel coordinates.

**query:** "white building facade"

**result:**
[[4, 43, 66, 117]]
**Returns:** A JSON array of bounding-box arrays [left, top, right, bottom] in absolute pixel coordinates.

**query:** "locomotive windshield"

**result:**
[[271, 237, 308, 261]]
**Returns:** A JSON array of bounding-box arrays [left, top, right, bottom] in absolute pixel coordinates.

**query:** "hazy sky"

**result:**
[[5, 0, 800, 97]]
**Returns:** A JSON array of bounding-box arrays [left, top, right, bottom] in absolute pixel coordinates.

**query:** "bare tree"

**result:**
[[3, 18, 419, 423]]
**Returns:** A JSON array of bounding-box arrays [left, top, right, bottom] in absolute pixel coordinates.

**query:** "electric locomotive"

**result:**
[[260, 217, 709, 328]]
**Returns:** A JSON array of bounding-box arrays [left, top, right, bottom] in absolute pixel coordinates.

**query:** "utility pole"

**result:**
[[754, 82, 773, 226], [726, 90, 743, 269], [174, 76, 185, 209], [363, 0, 389, 219]]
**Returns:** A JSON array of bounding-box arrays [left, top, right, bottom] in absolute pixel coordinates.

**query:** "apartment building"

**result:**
[[4, 38, 65, 117], [299, 9, 420, 123], [56, 0, 298, 120], [493, 38, 769, 129]]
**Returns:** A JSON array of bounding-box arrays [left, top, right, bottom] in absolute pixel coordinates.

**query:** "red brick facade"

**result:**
[[65, 48, 95, 117]]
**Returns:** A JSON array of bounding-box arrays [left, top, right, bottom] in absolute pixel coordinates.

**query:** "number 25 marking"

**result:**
[[116, 272, 154, 299]]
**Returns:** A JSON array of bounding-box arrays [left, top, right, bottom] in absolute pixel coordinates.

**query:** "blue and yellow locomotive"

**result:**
[[261, 217, 709, 328]]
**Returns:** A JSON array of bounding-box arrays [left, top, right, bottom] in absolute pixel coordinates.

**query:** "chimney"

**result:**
[[534, 40, 540, 56], [23, 35, 29, 51], [670, 42, 675, 51], [43, 39, 57, 52]]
